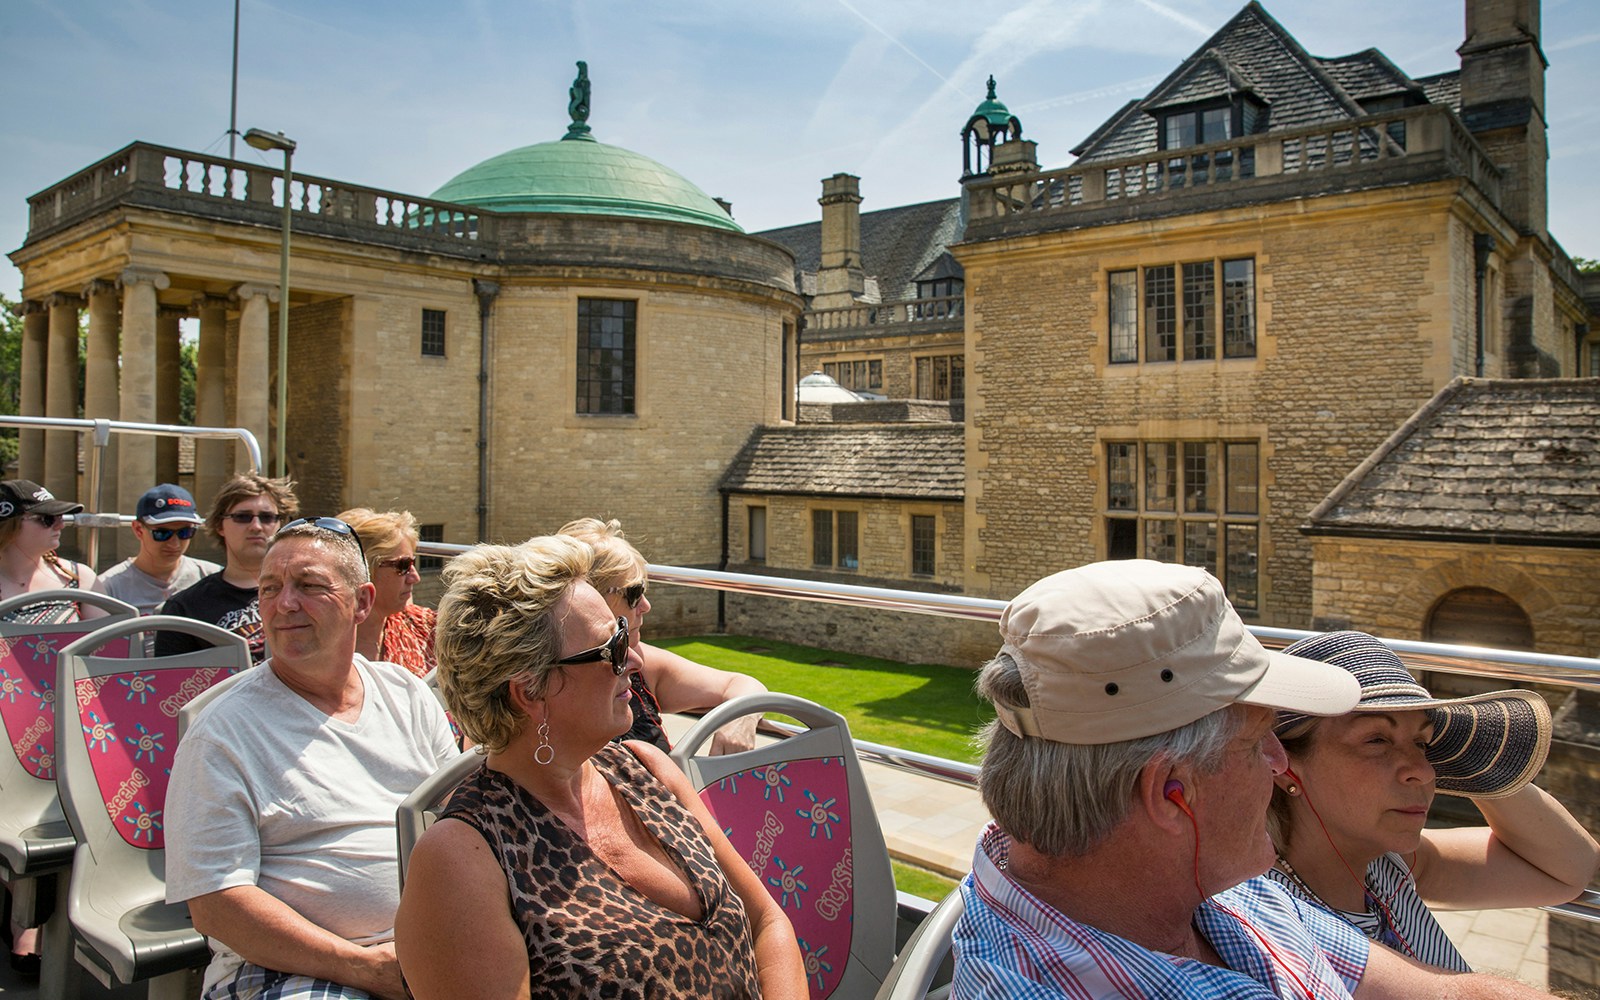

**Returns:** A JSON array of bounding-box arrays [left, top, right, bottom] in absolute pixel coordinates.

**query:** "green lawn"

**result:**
[[892, 860, 959, 902], [653, 634, 993, 764]]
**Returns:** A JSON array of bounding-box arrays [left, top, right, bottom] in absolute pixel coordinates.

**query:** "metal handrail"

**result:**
[[415, 550, 1600, 926], [2, 415, 262, 566]]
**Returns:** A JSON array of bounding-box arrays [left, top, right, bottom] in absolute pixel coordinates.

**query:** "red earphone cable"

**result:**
[[1169, 786, 1318, 1000], [1289, 777, 1417, 958]]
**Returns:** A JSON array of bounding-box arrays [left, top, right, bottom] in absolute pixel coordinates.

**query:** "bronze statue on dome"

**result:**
[[566, 61, 593, 139]]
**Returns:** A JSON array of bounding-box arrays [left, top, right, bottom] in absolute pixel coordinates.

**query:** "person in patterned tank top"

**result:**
[[339, 508, 436, 678], [396, 535, 803, 1000]]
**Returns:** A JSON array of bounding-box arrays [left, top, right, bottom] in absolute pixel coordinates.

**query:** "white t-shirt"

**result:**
[[165, 654, 459, 991]]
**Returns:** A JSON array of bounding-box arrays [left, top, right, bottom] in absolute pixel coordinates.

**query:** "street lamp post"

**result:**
[[244, 127, 296, 478]]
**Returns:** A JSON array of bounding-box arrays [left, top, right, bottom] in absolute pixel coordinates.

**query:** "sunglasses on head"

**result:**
[[24, 513, 62, 528], [148, 525, 197, 542], [555, 616, 630, 676], [379, 555, 417, 576], [609, 581, 647, 609], [278, 516, 366, 558], [225, 510, 282, 526]]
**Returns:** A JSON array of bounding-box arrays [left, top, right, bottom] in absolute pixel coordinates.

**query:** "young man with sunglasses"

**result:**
[[155, 473, 298, 663], [93, 486, 220, 643]]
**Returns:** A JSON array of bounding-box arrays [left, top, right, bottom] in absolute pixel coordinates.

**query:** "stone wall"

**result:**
[[958, 185, 1472, 625], [1309, 536, 1600, 656], [727, 493, 965, 588], [723, 589, 996, 671], [801, 326, 964, 400], [280, 297, 350, 517]]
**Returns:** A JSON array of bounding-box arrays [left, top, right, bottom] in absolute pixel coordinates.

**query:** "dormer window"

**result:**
[[1158, 97, 1263, 151]]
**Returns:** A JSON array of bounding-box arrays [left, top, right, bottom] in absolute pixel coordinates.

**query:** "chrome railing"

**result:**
[[2, 415, 262, 567]]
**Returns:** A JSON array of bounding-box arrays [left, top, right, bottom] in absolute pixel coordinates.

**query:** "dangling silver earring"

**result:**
[[534, 719, 554, 766]]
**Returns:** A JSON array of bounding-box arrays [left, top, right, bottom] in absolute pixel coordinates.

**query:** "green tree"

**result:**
[[0, 294, 20, 472], [180, 339, 197, 425], [1573, 256, 1600, 274]]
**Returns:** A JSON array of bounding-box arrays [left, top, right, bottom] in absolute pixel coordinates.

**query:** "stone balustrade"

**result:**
[[963, 105, 1502, 236], [26, 142, 491, 248], [806, 294, 964, 334]]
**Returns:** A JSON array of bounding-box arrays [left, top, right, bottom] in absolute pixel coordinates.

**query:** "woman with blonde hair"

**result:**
[[395, 536, 803, 999], [558, 517, 766, 755], [337, 507, 435, 677]]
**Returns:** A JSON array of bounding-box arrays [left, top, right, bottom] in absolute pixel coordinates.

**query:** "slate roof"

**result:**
[[1072, 1, 1453, 161], [721, 424, 964, 500], [756, 198, 963, 302], [1306, 378, 1600, 545]]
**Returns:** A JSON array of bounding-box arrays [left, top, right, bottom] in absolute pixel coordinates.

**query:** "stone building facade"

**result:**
[[7, 84, 800, 590], [952, 0, 1593, 632]]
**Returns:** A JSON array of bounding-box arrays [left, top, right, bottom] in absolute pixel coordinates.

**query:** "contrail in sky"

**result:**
[[834, 0, 972, 99]]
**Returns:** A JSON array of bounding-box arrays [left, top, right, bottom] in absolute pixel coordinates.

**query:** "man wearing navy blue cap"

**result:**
[[94, 484, 221, 627]]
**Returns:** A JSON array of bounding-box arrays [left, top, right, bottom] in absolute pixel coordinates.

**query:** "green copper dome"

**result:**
[[430, 136, 742, 233], [971, 75, 1016, 129]]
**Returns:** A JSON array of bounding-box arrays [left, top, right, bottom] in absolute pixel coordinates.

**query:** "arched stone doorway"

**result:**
[[1425, 586, 1535, 651]]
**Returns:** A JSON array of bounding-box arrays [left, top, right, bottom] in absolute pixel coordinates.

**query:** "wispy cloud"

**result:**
[[1131, 0, 1213, 38], [833, 0, 968, 97]]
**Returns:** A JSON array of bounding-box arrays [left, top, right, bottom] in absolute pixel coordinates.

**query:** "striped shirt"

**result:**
[[952, 823, 1370, 999], [1265, 853, 1470, 972]]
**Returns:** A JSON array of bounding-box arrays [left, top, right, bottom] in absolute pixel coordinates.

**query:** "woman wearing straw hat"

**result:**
[[1266, 631, 1600, 970]]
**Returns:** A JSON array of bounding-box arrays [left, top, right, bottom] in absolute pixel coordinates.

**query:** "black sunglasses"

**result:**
[[609, 581, 647, 609], [25, 513, 62, 528], [278, 516, 366, 558], [149, 525, 197, 542], [379, 555, 417, 576], [225, 510, 282, 526], [555, 616, 630, 676]]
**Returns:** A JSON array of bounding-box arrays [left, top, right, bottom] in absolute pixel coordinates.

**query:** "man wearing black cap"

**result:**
[[94, 484, 221, 654]]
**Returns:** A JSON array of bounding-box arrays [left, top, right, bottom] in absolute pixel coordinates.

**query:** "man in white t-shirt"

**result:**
[[166, 517, 457, 1000], [93, 484, 220, 650]]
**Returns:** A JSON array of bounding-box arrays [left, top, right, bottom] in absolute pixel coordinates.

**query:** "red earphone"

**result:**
[[1164, 779, 1190, 813]]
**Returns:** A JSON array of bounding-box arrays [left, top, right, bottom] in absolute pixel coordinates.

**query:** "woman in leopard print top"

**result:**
[[396, 536, 804, 1000]]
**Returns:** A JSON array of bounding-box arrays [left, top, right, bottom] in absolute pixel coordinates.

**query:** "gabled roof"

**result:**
[[756, 198, 963, 302], [1072, 1, 1443, 162], [721, 424, 964, 500], [1306, 378, 1600, 545]]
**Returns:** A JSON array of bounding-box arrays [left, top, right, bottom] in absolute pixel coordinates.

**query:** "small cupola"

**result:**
[[961, 76, 1024, 178]]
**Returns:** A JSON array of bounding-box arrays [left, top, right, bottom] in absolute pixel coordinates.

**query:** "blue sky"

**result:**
[[4, 0, 1598, 300]]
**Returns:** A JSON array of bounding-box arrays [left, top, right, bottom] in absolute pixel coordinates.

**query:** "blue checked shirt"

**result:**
[[952, 824, 1370, 1000]]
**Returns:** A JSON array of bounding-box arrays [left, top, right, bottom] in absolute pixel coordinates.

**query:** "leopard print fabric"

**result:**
[[439, 743, 762, 999]]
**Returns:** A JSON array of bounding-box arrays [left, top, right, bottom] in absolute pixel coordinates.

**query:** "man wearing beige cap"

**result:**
[[951, 560, 1559, 999]]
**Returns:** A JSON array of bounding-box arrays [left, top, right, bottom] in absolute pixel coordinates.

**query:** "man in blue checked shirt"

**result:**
[[952, 560, 1560, 999]]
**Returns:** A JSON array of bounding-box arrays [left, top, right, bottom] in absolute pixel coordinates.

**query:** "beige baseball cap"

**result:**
[[992, 560, 1360, 745]]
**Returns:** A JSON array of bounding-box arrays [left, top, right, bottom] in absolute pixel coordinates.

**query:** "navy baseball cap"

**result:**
[[137, 484, 204, 525]]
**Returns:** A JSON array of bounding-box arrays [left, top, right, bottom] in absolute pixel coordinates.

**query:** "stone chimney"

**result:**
[[1458, 0, 1546, 238], [813, 173, 865, 309]]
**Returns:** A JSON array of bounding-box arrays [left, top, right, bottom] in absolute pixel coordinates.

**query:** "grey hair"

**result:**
[[975, 650, 1245, 858], [265, 521, 370, 591]]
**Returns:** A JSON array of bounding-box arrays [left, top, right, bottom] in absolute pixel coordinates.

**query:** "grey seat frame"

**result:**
[[670, 692, 899, 1000], [874, 888, 964, 1000], [55, 615, 249, 994], [0, 589, 138, 1000]]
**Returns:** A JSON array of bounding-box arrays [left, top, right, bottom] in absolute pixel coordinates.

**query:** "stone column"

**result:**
[[14, 300, 48, 477], [116, 267, 169, 526], [232, 283, 276, 472], [193, 293, 231, 509], [82, 279, 121, 518], [44, 292, 84, 502], [155, 305, 186, 484]]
